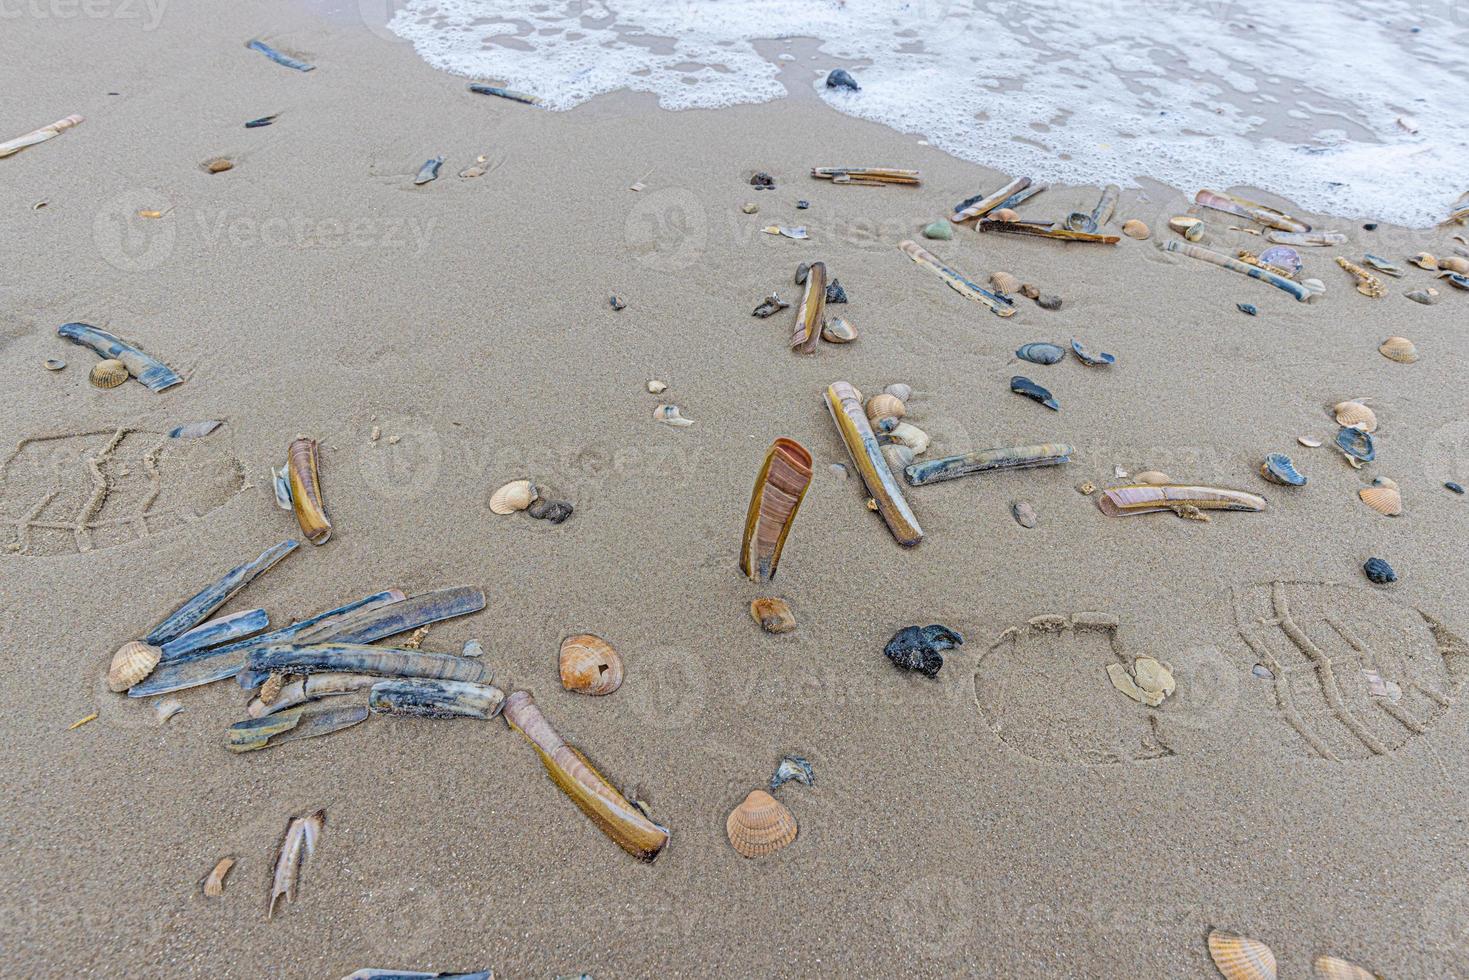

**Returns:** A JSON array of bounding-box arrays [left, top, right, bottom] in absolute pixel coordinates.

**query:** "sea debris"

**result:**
[[1410, 251, 1438, 269], [44, 358, 65, 371], [1447, 482, 1465, 494], [825, 279, 847, 304], [68, 712, 98, 730], [1258, 245, 1303, 276], [977, 218, 1119, 244], [89, 359, 129, 389], [887, 421, 930, 454], [0, 113, 83, 159], [821, 317, 857, 343], [1363, 557, 1397, 584], [1096, 485, 1266, 519], [502, 690, 670, 861], [951, 176, 1032, 222], [490, 479, 537, 515], [763, 225, 808, 240], [368, 678, 506, 719], [467, 82, 541, 105], [559, 634, 624, 696], [154, 698, 184, 724], [824, 381, 923, 547], [752, 293, 789, 318], [1194, 189, 1308, 232], [57, 322, 182, 391], [1036, 293, 1063, 310], [527, 498, 573, 523], [1157, 241, 1320, 302], [921, 221, 952, 240], [904, 443, 1072, 487], [824, 68, 860, 91], [1237, 303, 1257, 316], [797, 200, 810, 209], [245, 114, 279, 128], [1206, 929, 1276, 980], [726, 790, 798, 858], [1335, 426, 1375, 466], [1378, 336, 1418, 363], [884, 624, 963, 678], [269, 808, 325, 919], [203, 857, 235, 897], [247, 39, 315, 72], [1121, 219, 1149, 239], [227, 702, 369, 752], [1012, 500, 1038, 528], [1070, 338, 1115, 367], [1016, 342, 1065, 365], [1260, 453, 1306, 486], [769, 755, 814, 791], [247, 672, 378, 718], [653, 404, 694, 427], [751, 598, 796, 634], [168, 420, 223, 439], [413, 156, 444, 185], [340, 972, 492, 980], [750, 172, 775, 188], [646, 380, 667, 394], [1167, 216, 1205, 241], [246, 642, 492, 683], [609, 294, 626, 311], [741, 202, 758, 214], [459, 154, 491, 178], [791, 262, 827, 353], [273, 437, 332, 544], [810, 167, 919, 186], [1333, 401, 1376, 432], [1266, 230, 1345, 247], [1336, 257, 1385, 298], [1064, 184, 1119, 233], [740, 438, 813, 582], [1298, 436, 1322, 448], [1237, 250, 1297, 280], [1362, 254, 1404, 277], [1010, 376, 1058, 411], [1359, 476, 1402, 516], [898, 240, 1015, 317], [1105, 657, 1175, 707]]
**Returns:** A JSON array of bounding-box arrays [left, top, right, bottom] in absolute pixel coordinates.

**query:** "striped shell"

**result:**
[[203, 857, 235, 897], [1439, 256, 1469, 274], [990, 271, 1021, 294], [1312, 955, 1377, 980], [558, 633, 623, 696], [1378, 336, 1418, 363], [489, 479, 537, 515], [864, 393, 906, 423], [1333, 401, 1377, 433], [107, 640, 161, 692], [1208, 929, 1277, 980], [1358, 481, 1402, 516], [1134, 470, 1171, 485], [89, 358, 129, 389], [726, 789, 798, 858], [884, 383, 913, 402]]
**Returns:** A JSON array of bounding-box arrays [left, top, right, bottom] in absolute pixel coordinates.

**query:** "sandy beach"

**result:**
[[2, 2, 1468, 977]]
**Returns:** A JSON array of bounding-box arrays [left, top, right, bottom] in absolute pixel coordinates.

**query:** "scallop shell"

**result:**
[[864, 393, 906, 423], [990, 271, 1021, 294], [1333, 401, 1377, 433], [88, 358, 129, 389], [1438, 256, 1469, 274], [1121, 219, 1150, 239], [1378, 336, 1418, 363], [489, 479, 537, 515], [884, 383, 913, 402], [725, 789, 798, 858], [1207, 929, 1277, 980], [107, 640, 161, 692], [1312, 955, 1376, 980], [1359, 480, 1402, 516], [1134, 470, 1171, 485], [203, 857, 235, 898], [1410, 251, 1437, 269], [558, 633, 624, 696]]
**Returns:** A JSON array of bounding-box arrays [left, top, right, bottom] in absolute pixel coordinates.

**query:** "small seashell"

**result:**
[[369, 426, 381, 442], [990, 208, 1020, 221], [750, 172, 774, 188], [461, 638, 484, 658], [259, 672, 285, 705], [1378, 336, 1417, 363], [1298, 436, 1322, 448], [1134, 471, 1171, 485], [1036, 294, 1062, 310], [1439, 256, 1469, 274], [653, 404, 694, 427], [865, 393, 906, 423], [769, 755, 815, 791], [1361, 253, 1404, 277], [1168, 215, 1204, 241], [1070, 338, 1114, 366], [647, 379, 667, 393], [750, 597, 796, 634], [1410, 251, 1437, 270], [1121, 219, 1149, 239], [1260, 452, 1306, 486], [89, 358, 129, 389], [1105, 656, 1175, 707], [154, 698, 184, 724], [203, 157, 234, 174], [1011, 500, 1037, 528], [1236, 303, 1257, 316], [489, 479, 537, 515], [44, 357, 65, 371], [107, 640, 161, 692], [1019, 283, 1040, 300], [884, 383, 912, 402], [1405, 287, 1439, 305], [921, 220, 952, 241], [821, 317, 857, 343], [203, 857, 235, 898], [1446, 481, 1465, 494], [726, 789, 798, 858], [1207, 928, 1277, 980], [1011, 375, 1058, 411], [1363, 557, 1396, 584], [1016, 342, 1065, 365], [1258, 245, 1302, 276], [991, 271, 1021, 295], [1335, 426, 1375, 465], [559, 634, 624, 695], [1439, 270, 1469, 289], [886, 421, 929, 454], [1312, 954, 1377, 980], [762, 225, 808, 240], [1252, 664, 1274, 680], [1077, 481, 1096, 495], [741, 202, 758, 214], [794, 262, 809, 285], [796, 200, 810, 209], [608, 294, 626, 310], [1333, 401, 1377, 433], [1359, 478, 1402, 516], [885, 624, 962, 678]]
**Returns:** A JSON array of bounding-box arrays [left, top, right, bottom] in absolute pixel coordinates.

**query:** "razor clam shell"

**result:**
[[1265, 230, 1345, 247], [824, 382, 923, 547], [467, 82, 541, 105], [143, 539, 298, 645], [1097, 484, 1267, 517], [993, 182, 1045, 212], [977, 219, 1119, 244], [341, 972, 494, 980], [898, 240, 1015, 316], [502, 690, 670, 861], [159, 607, 269, 660], [368, 678, 506, 720], [1157, 240, 1317, 302], [904, 443, 1073, 487], [247, 39, 315, 72], [0, 113, 83, 159], [286, 437, 332, 544], [1194, 189, 1309, 232], [740, 438, 814, 583], [247, 642, 489, 684], [791, 262, 827, 354], [227, 703, 369, 752], [248, 672, 378, 718], [951, 176, 1031, 222], [131, 589, 405, 697], [57, 322, 183, 391], [270, 808, 325, 920], [167, 420, 223, 439], [809, 167, 920, 185]]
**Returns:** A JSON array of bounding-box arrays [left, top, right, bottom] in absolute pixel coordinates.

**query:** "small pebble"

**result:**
[[1252, 664, 1274, 680], [1012, 501, 1038, 528], [825, 279, 848, 304], [1363, 557, 1397, 584], [1237, 303, 1257, 316], [825, 68, 860, 91], [741, 202, 758, 214], [609, 294, 626, 311], [750, 172, 774, 189], [647, 380, 668, 394], [1036, 294, 1062, 310], [387, 435, 401, 445], [528, 499, 574, 524], [370, 426, 381, 442], [921, 220, 953, 241], [44, 358, 65, 371], [1363, 222, 1378, 230], [796, 200, 810, 210], [1446, 481, 1465, 494]]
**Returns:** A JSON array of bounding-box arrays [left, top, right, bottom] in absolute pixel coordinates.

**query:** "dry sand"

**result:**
[[2, 3, 1468, 977]]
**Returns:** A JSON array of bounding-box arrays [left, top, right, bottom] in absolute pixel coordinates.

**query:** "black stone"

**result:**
[[825, 68, 860, 91], [1363, 557, 1397, 584], [884, 624, 964, 678], [528, 500, 574, 524]]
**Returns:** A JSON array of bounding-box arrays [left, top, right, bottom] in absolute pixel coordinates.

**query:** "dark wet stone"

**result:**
[[1363, 557, 1397, 584], [826, 68, 860, 91], [825, 279, 848, 303], [528, 499, 574, 524], [884, 624, 963, 678]]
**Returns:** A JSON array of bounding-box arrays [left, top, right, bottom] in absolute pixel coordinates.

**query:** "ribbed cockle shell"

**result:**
[[1333, 401, 1377, 433], [1312, 955, 1376, 980], [1207, 929, 1277, 980], [89, 359, 129, 389], [559, 634, 624, 695], [108, 640, 161, 692], [489, 479, 537, 515], [725, 789, 798, 858], [1358, 479, 1402, 516]]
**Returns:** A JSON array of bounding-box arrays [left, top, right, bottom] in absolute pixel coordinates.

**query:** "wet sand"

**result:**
[[1, 3, 1468, 977]]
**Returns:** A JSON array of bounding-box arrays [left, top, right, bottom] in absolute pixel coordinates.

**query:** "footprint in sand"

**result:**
[[1234, 580, 1466, 761], [0, 427, 246, 557], [973, 612, 1175, 767]]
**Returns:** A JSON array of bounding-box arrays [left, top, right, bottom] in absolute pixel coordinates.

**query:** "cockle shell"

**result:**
[[821, 317, 857, 343], [750, 597, 796, 634], [990, 208, 1020, 221], [1312, 954, 1377, 979], [1378, 336, 1418, 363], [865, 393, 906, 423], [1260, 452, 1306, 486], [884, 383, 913, 402], [1134, 470, 1171, 485], [489, 479, 537, 515], [558, 634, 624, 695], [203, 857, 235, 897], [89, 358, 129, 389], [653, 404, 694, 426], [725, 789, 798, 858], [1359, 479, 1402, 516], [1121, 219, 1149, 239], [990, 271, 1021, 294], [107, 640, 161, 692], [1410, 251, 1437, 269], [1333, 401, 1377, 433], [1207, 929, 1277, 980]]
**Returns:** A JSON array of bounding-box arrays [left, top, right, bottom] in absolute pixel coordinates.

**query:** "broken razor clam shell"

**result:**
[[1260, 452, 1306, 486], [653, 404, 694, 426], [228, 703, 370, 752], [1064, 184, 1119, 234], [369, 678, 506, 719], [1363, 254, 1405, 276], [824, 381, 923, 547], [1334, 426, 1376, 465], [1266, 229, 1345, 247], [898, 240, 1014, 317], [978, 219, 1119, 244], [203, 857, 235, 897], [824, 68, 860, 90], [167, 420, 223, 439], [769, 754, 815, 791], [1010, 376, 1059, 411], [1193, 189, 1309, 232], [751, 597, 796, 634], [763, 225, 809, 240], [0, 113, 83, 159], [502, 690, 670, 861], [284, 437, 331, 544], [792, 261, 828, 353], [247, 39, 314, 71], [904, 443, 1072, 487], [467, 82, 542, 105], [884, 624, 963, 678], [269, 808, 325, 920], [489, 479, 537, 515], [1157, 240, 1319, 302], [752, 293, 789, 318], [1106, 657, 1175, 707], [740, 438, 813, 583], [1016, 342, 1065, 365], [413, 156, 444, 185], [1237, 303, 1257, 316], [559, 634, 624, 696], [821, 317, 857, 343], [1096, 485, 1267, 518], [1070, 338, 1115, 366], [248, 672, 378, 718], [1167, 216, 1205, 241], [57, 322, 182, 391], [245, 114, 279, 128], [1258, 245, 1303, 276], [951, 176, 1032, 222], [810, 167, 919, 186]]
